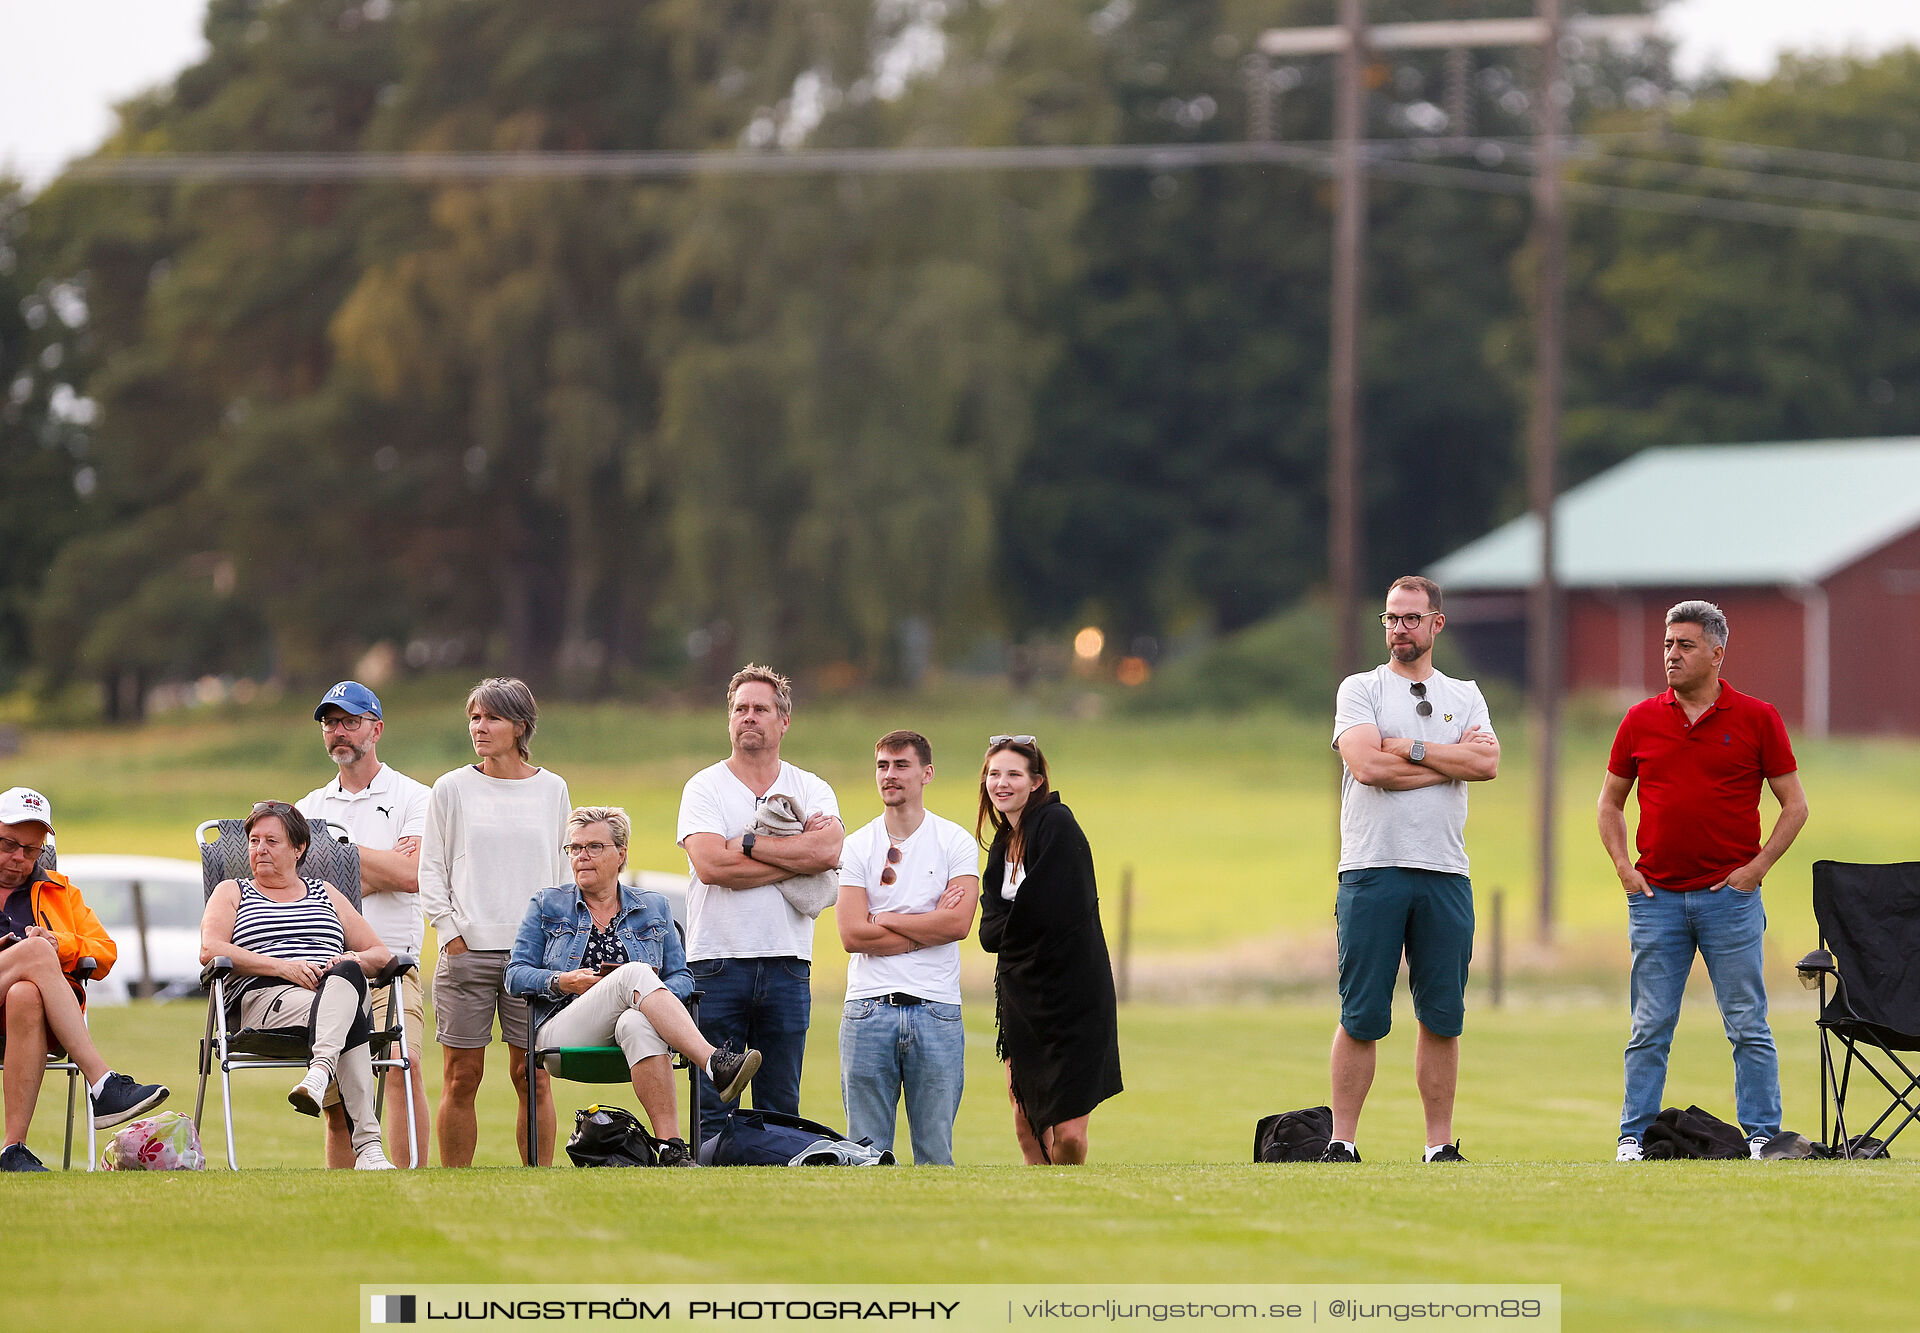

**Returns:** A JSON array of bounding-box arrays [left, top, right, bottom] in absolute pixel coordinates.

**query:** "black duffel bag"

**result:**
[[566, 1104, 660, 1167], [1254, 1106, 1333, 1162]]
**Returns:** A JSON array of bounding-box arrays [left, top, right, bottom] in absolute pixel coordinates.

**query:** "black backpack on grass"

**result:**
[[1254, 1106, 1333, 1162], [566, 1105, 660, 1167]]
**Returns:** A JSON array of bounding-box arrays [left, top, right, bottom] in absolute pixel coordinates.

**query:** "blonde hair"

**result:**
[[568, 806, 631, 850], [727, 663, 793, 719]]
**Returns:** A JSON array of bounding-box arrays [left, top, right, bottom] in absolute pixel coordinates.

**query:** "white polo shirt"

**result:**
[[840, 811, 979, 1005], [298, 762, 431, 953]]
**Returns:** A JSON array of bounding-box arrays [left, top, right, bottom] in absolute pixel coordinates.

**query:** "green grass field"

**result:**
[[12, 996, 1917, 1332]]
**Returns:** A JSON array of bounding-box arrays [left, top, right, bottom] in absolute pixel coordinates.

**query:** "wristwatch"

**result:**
[[1409, 740, 1427, 764], [741, 831, 757, 859]]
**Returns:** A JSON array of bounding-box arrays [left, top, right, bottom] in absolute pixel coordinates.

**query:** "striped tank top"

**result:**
[[226, 877, 345, 1007]]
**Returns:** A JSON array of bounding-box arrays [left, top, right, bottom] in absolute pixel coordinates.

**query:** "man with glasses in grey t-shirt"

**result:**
[[1325, 575, 1500, 1164]]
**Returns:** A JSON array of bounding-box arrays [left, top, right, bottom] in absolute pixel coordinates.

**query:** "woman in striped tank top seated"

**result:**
[[198, 800, 397, 1169]]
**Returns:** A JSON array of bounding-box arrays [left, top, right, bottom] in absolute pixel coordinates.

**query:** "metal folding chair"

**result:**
[[0, 843, 99, 1168], [190, 817, 420, 1168], [523, 922, 703, 1165], [1799, 860, 1920, 1159]]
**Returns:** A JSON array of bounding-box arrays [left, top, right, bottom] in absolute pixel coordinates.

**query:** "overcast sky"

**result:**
[[5, 0, 1920, 189]]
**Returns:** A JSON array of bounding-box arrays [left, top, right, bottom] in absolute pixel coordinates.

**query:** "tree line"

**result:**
[[5, 0, 1919, 717]]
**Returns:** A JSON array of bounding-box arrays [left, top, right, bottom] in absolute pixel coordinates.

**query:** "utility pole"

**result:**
[[1526, 0, 1567, 944], [1259, 7, 1653, 943], [1330, 0, 1369, 682]]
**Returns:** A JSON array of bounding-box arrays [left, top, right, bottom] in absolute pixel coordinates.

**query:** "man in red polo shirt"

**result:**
[[1598, 600, 1809, 1161]]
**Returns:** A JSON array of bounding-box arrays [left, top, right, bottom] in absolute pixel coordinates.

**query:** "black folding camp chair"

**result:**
[[523, 922, 703, 1166], [190, 817, 420, 1169], [1798, 860, 1920, 1159], [0, 842, 99, 1169]]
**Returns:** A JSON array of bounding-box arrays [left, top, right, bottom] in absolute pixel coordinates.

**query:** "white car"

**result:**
[[53, 854, 207, 1005]]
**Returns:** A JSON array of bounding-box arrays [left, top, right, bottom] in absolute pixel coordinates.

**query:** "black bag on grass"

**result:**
[[566, 1105, 660, 1167], [1642, 1105, 1749, 1160], [1254, 1106, 1333, 1162]]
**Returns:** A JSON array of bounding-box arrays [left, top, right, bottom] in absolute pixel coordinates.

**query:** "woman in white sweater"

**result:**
[[419, 677, 571, 1166]]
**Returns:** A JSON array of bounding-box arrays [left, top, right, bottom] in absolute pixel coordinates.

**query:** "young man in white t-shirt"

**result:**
[[296, 680, 432, 1168], [836, 730, 980, 1164], [677, 665, 844, 1143]]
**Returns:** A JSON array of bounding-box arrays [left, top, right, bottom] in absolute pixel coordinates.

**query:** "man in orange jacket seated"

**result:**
[[1, 786, 170, 1171]]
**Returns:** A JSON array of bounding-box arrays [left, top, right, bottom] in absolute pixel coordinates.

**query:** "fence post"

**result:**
[[129, 879, 156, 1000], [1489, 887, 1505, 1009], [1116, 865, 1134, 1003]]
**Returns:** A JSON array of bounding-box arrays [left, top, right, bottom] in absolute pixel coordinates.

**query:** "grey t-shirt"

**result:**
[[1331, 664, 1494, 875]]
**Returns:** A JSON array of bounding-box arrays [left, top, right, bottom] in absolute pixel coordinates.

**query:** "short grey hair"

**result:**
[[568, 805, 630, 851], [1666, 600, 1729, 647], [466, 676, 539, 760]]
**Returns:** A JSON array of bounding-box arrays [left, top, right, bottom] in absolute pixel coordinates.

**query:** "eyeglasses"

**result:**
[[319, 715, 372, 732], [0, 832, 47, 861], [988, 734, 1037, 747], [563, 841, 616, 858], [880, 844, 902, 886], [1410, 682, 1433, 717], [1380, 612, 1440, 629]]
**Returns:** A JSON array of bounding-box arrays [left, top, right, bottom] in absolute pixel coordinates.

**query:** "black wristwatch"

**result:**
[[741, 831, 757, 859], [1409, 740, 1427, 764]]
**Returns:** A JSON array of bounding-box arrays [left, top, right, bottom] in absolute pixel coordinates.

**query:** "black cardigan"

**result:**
[[979, 793, 1123, 1136]]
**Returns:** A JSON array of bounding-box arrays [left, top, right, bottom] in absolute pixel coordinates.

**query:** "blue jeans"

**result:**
[[1621, 885, 1781, 1142], [688, 956, 812, 1143], [839, 998, 966, 1165]]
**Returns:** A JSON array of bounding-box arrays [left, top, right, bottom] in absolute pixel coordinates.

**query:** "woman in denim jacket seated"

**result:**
[[507, 806, 761, 1165]]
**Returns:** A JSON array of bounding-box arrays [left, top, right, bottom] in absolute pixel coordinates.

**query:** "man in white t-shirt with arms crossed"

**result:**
[[836, 730, 980, 1165], [678, 664, 843, 1143], [297, 680, 432, 1168], [1327, 575, 1499, 1163]]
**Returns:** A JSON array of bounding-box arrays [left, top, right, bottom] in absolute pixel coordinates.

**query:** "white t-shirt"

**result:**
[[418, 765, 572, 952], [677, 760, 841, 962], [297, 763, 431, 953], [1331, 663, 1494, 875], [840, 811, 979, 1005]]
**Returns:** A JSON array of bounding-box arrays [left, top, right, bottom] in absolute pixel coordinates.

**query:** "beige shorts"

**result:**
[[433, 948, 529, 1049]]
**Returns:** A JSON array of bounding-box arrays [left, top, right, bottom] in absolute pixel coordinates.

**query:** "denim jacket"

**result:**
[[505, 883, 692, 1022]]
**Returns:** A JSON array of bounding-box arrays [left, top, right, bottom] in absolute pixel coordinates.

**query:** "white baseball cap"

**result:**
[[0, 786, 53, 831]]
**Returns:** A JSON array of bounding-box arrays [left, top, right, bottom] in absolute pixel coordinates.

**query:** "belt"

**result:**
[[878, 992, 928, 1006]]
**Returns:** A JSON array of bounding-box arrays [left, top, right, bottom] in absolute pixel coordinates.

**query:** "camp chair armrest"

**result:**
[[373, 953, 416, 986], [200, 956, 235, 987], [72, 956, 98, 982]]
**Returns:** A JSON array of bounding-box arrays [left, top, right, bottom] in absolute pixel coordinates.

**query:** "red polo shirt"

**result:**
[[1607, 680, 1797, 892]]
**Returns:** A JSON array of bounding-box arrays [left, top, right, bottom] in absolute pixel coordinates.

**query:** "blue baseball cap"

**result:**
[[314, 681, 383, 721]]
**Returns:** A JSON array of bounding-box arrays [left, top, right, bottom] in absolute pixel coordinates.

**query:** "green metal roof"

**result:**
[[1427, 438, 1920, 591]]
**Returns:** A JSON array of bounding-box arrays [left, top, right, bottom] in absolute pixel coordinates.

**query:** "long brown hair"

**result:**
[[975, 739, 1052, 867]]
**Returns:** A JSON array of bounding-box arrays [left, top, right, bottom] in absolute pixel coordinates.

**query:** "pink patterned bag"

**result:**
[[99, 1111, 206, 1171]]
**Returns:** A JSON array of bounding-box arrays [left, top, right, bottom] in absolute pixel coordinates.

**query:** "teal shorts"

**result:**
[[1335, 866, 1474, 1041]]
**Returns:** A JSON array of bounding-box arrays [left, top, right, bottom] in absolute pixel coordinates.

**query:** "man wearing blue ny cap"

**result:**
[[297, 681, 433, 1168]]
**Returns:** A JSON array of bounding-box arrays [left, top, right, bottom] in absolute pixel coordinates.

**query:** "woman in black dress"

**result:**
[[976, 736, 1122, 1164]]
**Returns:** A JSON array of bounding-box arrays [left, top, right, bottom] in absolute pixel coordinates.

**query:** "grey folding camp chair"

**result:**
[[0, 841, 98, 1168], [190, 816, 420, 1168]]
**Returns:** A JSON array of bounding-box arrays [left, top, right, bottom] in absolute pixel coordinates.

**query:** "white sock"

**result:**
[[88, 1071, 114, 1099], [1330, 1139, 1356, 1154], [705, 1053, 719, 1077], [1424, 1144, 1448, 1161]]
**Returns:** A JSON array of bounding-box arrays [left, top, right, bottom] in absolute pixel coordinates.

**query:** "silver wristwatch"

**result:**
[[1409, 740, 1427, 764]]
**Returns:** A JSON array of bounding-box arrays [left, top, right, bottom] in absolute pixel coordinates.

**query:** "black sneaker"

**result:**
[[1319, 1142, 1361, 1163], [1426, 1141, 1467, 1162], [0, 1143, 49, 1172], [655, 1138, 698, 1168], [708, 1047, 763, 1103], [91, 1072, 169, 1129]]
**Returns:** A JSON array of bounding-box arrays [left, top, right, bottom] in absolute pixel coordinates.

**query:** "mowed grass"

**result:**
[[12, 688, 1920, 969], [12, 993, 1919, 1332]]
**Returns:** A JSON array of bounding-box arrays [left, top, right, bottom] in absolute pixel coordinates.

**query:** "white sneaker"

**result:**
[[1615, 1136, 1644, 1162], [287, 1068, 330, 1117], [355, 1143, 397, 1171]]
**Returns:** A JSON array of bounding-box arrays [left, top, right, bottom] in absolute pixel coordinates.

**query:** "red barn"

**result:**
[[1427, 438, 1920, 737]]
